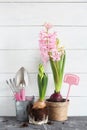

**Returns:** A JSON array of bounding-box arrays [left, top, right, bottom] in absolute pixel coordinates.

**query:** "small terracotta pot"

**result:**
[[46, 99, 69, 121]]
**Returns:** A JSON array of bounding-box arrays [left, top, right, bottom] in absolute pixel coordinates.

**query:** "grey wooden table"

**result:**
[[0, 117, 87, 130]]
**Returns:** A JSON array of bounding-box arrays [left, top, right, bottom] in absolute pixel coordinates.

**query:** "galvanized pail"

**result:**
[[15, 96, 34, 122]]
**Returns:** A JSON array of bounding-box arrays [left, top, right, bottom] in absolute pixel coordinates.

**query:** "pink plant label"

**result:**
[[64, 74, 80, 101], [64, 74, 79, 86]]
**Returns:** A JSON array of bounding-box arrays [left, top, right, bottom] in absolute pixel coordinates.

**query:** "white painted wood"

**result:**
[[0, 50, 86, 73], [68, 97, 87, 116], [0, 0, 87, 3], [0, 96, 87, 116], [0, 3, 87, 25], [0, 27, 87, 49], [0, 97, 16, 116], [0, 73, 86, 97], [0, 50, 40, 73]]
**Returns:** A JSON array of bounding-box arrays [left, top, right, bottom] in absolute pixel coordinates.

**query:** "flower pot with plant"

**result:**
[[39, 23, 69, 121], [29, 64, 48, 125]]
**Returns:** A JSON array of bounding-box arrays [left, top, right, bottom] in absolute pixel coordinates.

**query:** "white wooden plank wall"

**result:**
[[0, 0, 87, 116]]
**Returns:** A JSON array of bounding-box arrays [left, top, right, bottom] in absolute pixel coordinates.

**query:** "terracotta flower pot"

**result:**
[[46, 99, 69, 121]]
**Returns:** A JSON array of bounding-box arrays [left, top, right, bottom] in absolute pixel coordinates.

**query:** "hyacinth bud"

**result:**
[[38, 64, 48, 101], [38, 64, 44, 79], [44, 23, 53, 30]]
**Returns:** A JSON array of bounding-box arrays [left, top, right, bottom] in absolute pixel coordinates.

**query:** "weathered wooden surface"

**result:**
[[0, 117, 87, 130]]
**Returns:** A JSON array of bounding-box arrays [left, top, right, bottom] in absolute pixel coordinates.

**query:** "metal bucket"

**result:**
[[15, 96, 34, 122]]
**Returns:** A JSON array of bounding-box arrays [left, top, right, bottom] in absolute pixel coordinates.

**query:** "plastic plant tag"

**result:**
[[64, 74, 79, 101]]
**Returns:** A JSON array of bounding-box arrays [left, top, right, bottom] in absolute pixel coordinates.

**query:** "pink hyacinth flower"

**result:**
[[40, 47, 49, 64], [50, 49, 61, 61], [44, 23, 53, 30], [39, 31, 47, 40]]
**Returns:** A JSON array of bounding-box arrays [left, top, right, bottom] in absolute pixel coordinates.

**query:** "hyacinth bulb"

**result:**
[[50, 92, 63, 102]]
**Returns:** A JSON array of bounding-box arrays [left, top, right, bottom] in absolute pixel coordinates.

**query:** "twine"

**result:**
[[46, 101, 69, 121]]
